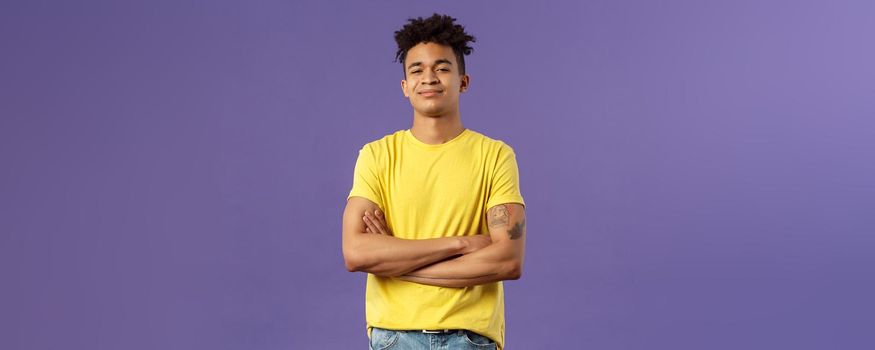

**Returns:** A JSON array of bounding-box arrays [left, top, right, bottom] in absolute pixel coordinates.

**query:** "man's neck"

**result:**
[[409, 112, 465, 145]]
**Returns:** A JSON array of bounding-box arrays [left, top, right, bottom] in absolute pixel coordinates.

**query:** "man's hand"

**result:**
[[344, 196, 477, 276], [362, 208, 393, 236]]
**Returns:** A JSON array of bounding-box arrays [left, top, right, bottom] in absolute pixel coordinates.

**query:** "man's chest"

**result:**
[[381, 153, 492, 236]]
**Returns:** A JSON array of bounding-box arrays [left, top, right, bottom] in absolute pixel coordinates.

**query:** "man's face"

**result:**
[[401, 42, 469, 117]]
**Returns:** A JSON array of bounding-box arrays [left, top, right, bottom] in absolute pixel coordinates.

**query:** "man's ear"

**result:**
[[460, 74, 470, 92], [401, 79, 409, 98]]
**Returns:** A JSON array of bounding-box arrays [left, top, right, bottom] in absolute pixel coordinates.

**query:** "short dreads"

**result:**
[[393, 13, 476, 77]]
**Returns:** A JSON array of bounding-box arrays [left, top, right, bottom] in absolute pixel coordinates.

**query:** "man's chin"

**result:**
[[417, 111, 448, 118], [413, 106, 448, 118]]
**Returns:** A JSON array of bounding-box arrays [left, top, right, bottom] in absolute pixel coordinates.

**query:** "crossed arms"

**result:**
[[341, 196, 526, 288]]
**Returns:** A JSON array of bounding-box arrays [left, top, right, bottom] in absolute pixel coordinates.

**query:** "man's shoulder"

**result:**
[[466, 129, 516, 153], [358, 129, 406, 151]]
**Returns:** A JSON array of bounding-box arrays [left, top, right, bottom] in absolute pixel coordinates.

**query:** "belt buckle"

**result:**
[[422, 329, 451, 334]]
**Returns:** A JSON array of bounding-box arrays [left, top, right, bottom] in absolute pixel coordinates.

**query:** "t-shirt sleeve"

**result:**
[[347, 145, 385, 209], [485, 143, 526, 211]]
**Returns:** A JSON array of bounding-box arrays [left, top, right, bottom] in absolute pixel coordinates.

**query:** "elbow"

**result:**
[[344, 255, 396, 276], [344, 250, 383, 274], [343, 237, 372, 272], [343, 250, 364, 272], [505, 260, 523, 280]]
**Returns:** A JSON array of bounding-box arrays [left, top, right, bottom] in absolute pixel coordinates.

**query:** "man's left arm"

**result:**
[[397, 203, 526, 288]]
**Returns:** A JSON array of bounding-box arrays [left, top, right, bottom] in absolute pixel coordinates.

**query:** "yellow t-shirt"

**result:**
[[347, 128, 525, 350]]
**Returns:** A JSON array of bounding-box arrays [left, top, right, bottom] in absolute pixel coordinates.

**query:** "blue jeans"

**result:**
[[368, 327, 497, 350]]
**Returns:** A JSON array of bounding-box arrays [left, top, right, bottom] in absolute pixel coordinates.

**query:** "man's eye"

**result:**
[[410, 71, 421, 74]]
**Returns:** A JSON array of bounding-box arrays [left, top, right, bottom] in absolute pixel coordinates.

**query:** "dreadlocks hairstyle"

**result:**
[[393, 13, 476, 77]]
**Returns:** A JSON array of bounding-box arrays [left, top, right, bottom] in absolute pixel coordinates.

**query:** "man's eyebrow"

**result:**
[[406, 59, 454, 70]]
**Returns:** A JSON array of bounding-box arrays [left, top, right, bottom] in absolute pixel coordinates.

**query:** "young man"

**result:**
[[342, 13, 527, 350]]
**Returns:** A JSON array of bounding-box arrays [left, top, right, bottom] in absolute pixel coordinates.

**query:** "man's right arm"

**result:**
[[342, 196, 489, 277]]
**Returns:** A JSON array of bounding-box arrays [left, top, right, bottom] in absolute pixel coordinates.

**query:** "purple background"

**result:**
[[2, 0, 873, 349]]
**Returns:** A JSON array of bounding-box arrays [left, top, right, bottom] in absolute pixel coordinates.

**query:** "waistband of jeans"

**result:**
[[373, 327, 465, 334], [391, 329, 463, 334], [420, 329, 459, 334]]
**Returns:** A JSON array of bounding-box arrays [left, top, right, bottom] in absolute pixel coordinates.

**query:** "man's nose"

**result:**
[[423, 70, 439, 84]]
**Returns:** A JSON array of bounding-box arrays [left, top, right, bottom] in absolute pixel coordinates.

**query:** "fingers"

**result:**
[[373, 210, 386, 233], [362, 209, 393, 236], [363, 214, 380, 234], [374, 210, 392, 236], [365, 211, 388, 234]]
